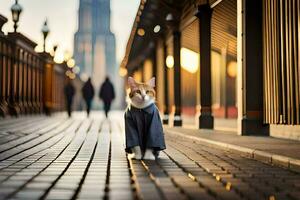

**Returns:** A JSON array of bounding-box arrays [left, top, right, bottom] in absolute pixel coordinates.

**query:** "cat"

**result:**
[[127, 77, 156, 109], [124, 77, 166, 160]]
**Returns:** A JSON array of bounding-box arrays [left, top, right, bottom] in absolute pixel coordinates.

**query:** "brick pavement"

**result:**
[[0, 112, 299, 200]]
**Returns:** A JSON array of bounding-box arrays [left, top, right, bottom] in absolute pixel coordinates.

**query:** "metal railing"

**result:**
[[0, 15, 67, 117]]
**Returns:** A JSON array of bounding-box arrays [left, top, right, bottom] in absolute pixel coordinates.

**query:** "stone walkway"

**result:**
[[165, 127, 300, 171], [0, 112, 299, 200]]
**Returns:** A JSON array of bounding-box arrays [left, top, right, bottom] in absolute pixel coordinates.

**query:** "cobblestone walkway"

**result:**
[[0, 112, 299, 200]]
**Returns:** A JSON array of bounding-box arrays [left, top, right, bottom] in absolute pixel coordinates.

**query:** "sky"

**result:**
[[0, 0, 140, 64]]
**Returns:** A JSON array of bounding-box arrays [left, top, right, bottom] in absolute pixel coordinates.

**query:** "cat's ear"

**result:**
[[128, 77, 137, 89], [147, 77, 155, 88]]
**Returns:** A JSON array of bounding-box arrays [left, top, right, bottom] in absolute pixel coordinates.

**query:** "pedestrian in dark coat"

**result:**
[[99, 77, 115, 118], [81, 78, 95, 117], [64, 79, 75, 117]]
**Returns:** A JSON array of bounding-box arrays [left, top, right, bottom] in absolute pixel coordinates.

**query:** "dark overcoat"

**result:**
[[99, 80, 115, 104], [64, 83, 75, 103], [81, 81, 95, 102], [124, 103, 166, 153]]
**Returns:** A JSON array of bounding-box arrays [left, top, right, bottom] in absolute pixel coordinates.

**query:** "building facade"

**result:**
[[74, 0, 121, 109], [121, 0, 300, 140]]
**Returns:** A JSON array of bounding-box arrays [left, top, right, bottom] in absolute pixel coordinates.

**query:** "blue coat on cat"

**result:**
[[124, 103, 166, 153]]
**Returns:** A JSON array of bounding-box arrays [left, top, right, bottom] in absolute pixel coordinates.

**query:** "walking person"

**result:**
[[99, 76, 115, 118], [81, 77, 95, 117], [64, 79, 75, 117]]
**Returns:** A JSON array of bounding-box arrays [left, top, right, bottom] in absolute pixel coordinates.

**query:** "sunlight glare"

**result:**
[[180, 47, 199, 73], [166, 55, 174, 68]]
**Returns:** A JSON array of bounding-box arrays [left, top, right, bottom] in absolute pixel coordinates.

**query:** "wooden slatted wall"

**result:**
[[181, 19, 200, 53], [263, 0, 300, 124], [211, 0, 237, 58]]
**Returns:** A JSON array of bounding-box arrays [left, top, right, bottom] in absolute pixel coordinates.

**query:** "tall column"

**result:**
[[173, 30, 182, 126], [0, 39, 7, 116], [237, 0, 269, 135], [36, 59, 40, 112], [39, 59, 43, 113], [152, 46, 157, 79], [5, 47, 10, 112], [23, 52, 28, 113], [220, 48, 228, 118], [163, 39, 169, 124], [27, 54, 32, 113], [0, 41, 3, 115], [35, 58, 40, 112], [19, 49, 25, 113], [8, 44, 20, 116], [0, 15, 7, 116], [32, 57, 38, 112], [31, 57, 35, 112], [5, 45, 11, 114], [196, 4, 214, 129], [141, 61, 145, 82], [42, 56, 54, 116]]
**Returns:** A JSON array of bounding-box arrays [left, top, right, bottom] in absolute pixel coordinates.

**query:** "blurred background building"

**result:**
[[74, 0, 122, 109]]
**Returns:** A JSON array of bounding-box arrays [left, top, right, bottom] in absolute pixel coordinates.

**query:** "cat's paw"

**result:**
[[143, 149, 155, 160], [132, 146, 142, 160]]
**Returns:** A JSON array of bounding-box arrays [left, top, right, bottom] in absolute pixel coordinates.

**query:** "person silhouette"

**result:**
[[81, 77, 95, 117], [64, 79, 75, 117], [99, 76, 115, 118]]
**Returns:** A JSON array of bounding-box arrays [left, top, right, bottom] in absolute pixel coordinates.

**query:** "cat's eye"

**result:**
[[135, 90, 141, 94], [146, 90, 151, 94]]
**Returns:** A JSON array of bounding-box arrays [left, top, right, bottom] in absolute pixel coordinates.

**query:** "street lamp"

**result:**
[[11, 0, 23, 32], [41, 19, 50, 52], [67, 58, 75, 68]]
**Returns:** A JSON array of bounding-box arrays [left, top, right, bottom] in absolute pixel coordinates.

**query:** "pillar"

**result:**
[[0, 40, 3, 116], [34, 57, 40, 112], [196, 4, 214, 129], [152, 45, 157, 80], [18, 49, 25, 113], [27, 54, 33, 113], [0, 17, 8, 116], [173, 30, 182, 126], [2, 43, 10, 116], [220, 48, 228, 118], [39, 59, 44, 113], [23, 52, 28, 113], [141, 61, 145, 82], [237, 0, 269, 135], [8, 44, 20, 116], [32, 56, 37, 112], [163, 40, 169, 124]]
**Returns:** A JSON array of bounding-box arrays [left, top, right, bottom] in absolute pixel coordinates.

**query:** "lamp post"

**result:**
[[41, 19, 49, 52], [11, 0, 23, 32]]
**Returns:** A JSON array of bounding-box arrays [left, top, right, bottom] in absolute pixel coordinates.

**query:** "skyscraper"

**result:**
[[74, 0, 119, 108]]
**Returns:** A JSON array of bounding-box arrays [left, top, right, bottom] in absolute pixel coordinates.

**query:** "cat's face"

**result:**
[[127, 77, 156, 109]]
